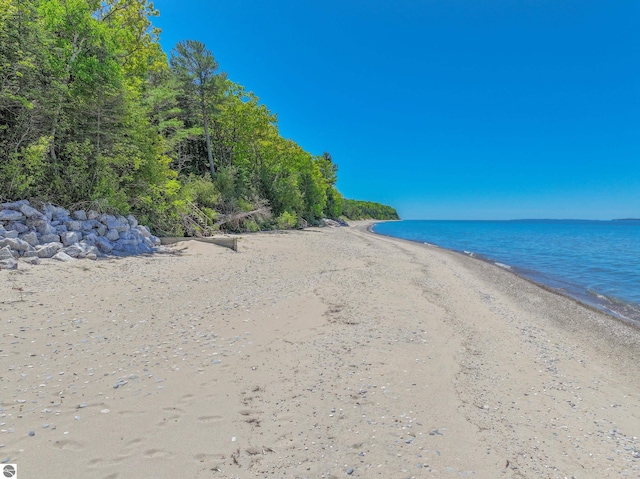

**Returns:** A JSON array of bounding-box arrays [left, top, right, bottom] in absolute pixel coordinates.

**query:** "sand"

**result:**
[[1, 222, 639, 478]]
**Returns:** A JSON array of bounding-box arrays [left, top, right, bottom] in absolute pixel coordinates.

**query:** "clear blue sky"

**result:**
[[151, 0, 639, 220]]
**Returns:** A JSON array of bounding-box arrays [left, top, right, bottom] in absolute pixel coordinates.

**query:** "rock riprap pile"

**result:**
[[0, 200, 161, 269]]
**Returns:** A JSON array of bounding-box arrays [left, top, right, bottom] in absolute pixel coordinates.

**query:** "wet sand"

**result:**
[[1, 222, 639, 478]]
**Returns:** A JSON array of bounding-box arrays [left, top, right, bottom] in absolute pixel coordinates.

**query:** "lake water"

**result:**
[[372, 220, 640, 323]]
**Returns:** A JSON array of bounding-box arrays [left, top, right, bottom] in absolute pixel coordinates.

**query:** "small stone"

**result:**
[[28, 431, 35, 437], [346, 467, 354, 475]]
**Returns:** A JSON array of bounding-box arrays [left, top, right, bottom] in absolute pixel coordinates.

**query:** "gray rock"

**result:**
[[51, 206, 70, 220], [149, 235, 161, 246], [19, 203, 43, 218], [0, 201, 24, 210], [95, 224, 107, 236], [126, 214, 138, 228], [100, 214, 116, 226], [87, 210, 100, 220], [82, 220, 98, 231], [8, 221, 29, 233], [3, 230, 19, 239], [34, 220, 57, 235], [23, 256, 40, 265], [39, 234, 61, 243], [19, 232, 39, 246], [137, 243, 152, 254], [0, 258, 18, 270], [60, 231, 82, 246], [36, 242, 63, 258], [105, 229, 120, 241], [62, 244, 83, 258], [72, 210, 87, 221], [0, 210, 24, 221], [0, 246, 17, 260], [0, 237, 31, 252], [65, 220, 82, 232], [53, 251, 75, 262], [82, 233, 98, 245], [22, 250, 39, 258], [113, 220, 130, 233], [55, 224, 68, 234], [94, 236, 114, 253], [134, 225, 151, 238]]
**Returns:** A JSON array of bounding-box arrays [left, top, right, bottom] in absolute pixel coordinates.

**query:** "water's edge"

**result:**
[[368, 224, 640, 326]]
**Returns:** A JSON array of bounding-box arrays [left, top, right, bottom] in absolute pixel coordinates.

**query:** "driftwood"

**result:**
[[214, 204, 271, 229]]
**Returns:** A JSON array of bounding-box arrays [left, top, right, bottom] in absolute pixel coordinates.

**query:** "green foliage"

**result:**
[[0, 136, 49, 199], [276, 211, 298, 230], [342, 199, 400, 220], [0, 1, 398, 233]]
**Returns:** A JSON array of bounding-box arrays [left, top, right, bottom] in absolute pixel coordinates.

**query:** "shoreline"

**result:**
[[2, 224, 640, 478], [368, 221, 640, 326]]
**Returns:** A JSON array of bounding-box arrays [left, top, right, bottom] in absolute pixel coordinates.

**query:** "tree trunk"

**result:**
[[201, 96, 215, 180]]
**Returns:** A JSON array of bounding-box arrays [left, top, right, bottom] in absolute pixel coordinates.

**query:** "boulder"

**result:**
[[19, 203, 43, 218], [0, 237, 32, 252], [134, 225, 151, 238], [0, 258, 18, 270], [8, 221, 29, 233], [105, 229, 120, 241], [39, 233, 61, 243], [36, 242, 63, 258], [94, 236, 114, 253], [0, 246, 17, 260], [82, 219, 98, 231], [0, 210, 24, 221], [35, 220, 57, 235], [53, 251, 76, 262], [65, 220, 83, 232], [0, 201, 24, 210], [50, 206, 70, 220], [72, 210, 87, 221], [23, 256, 41, 265], [62, 244, 83, 258], [60, 231, 82, 246], [20, 231, 39, 246]]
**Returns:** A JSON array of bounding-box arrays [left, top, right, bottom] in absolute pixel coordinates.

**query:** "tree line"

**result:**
[[0, 0, 398, 234]]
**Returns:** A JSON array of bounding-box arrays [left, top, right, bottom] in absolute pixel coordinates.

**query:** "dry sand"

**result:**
[[1, 222, 639, 478]]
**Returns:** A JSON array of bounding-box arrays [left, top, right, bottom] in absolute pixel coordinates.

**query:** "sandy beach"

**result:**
[[1, 222, 639, 478]]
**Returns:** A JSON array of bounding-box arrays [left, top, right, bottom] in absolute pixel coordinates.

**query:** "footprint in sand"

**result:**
[[197, 415, 224, 423], [162, 406, 186, 414], [55, 439, 84, 451], [143, 449, 175, 459], [117, 410, 145, 417], [238, 409, 259, 416], [87, 456, 126, 468]]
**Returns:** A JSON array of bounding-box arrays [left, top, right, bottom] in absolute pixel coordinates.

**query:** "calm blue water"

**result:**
[[372, 220, 640, 322]]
